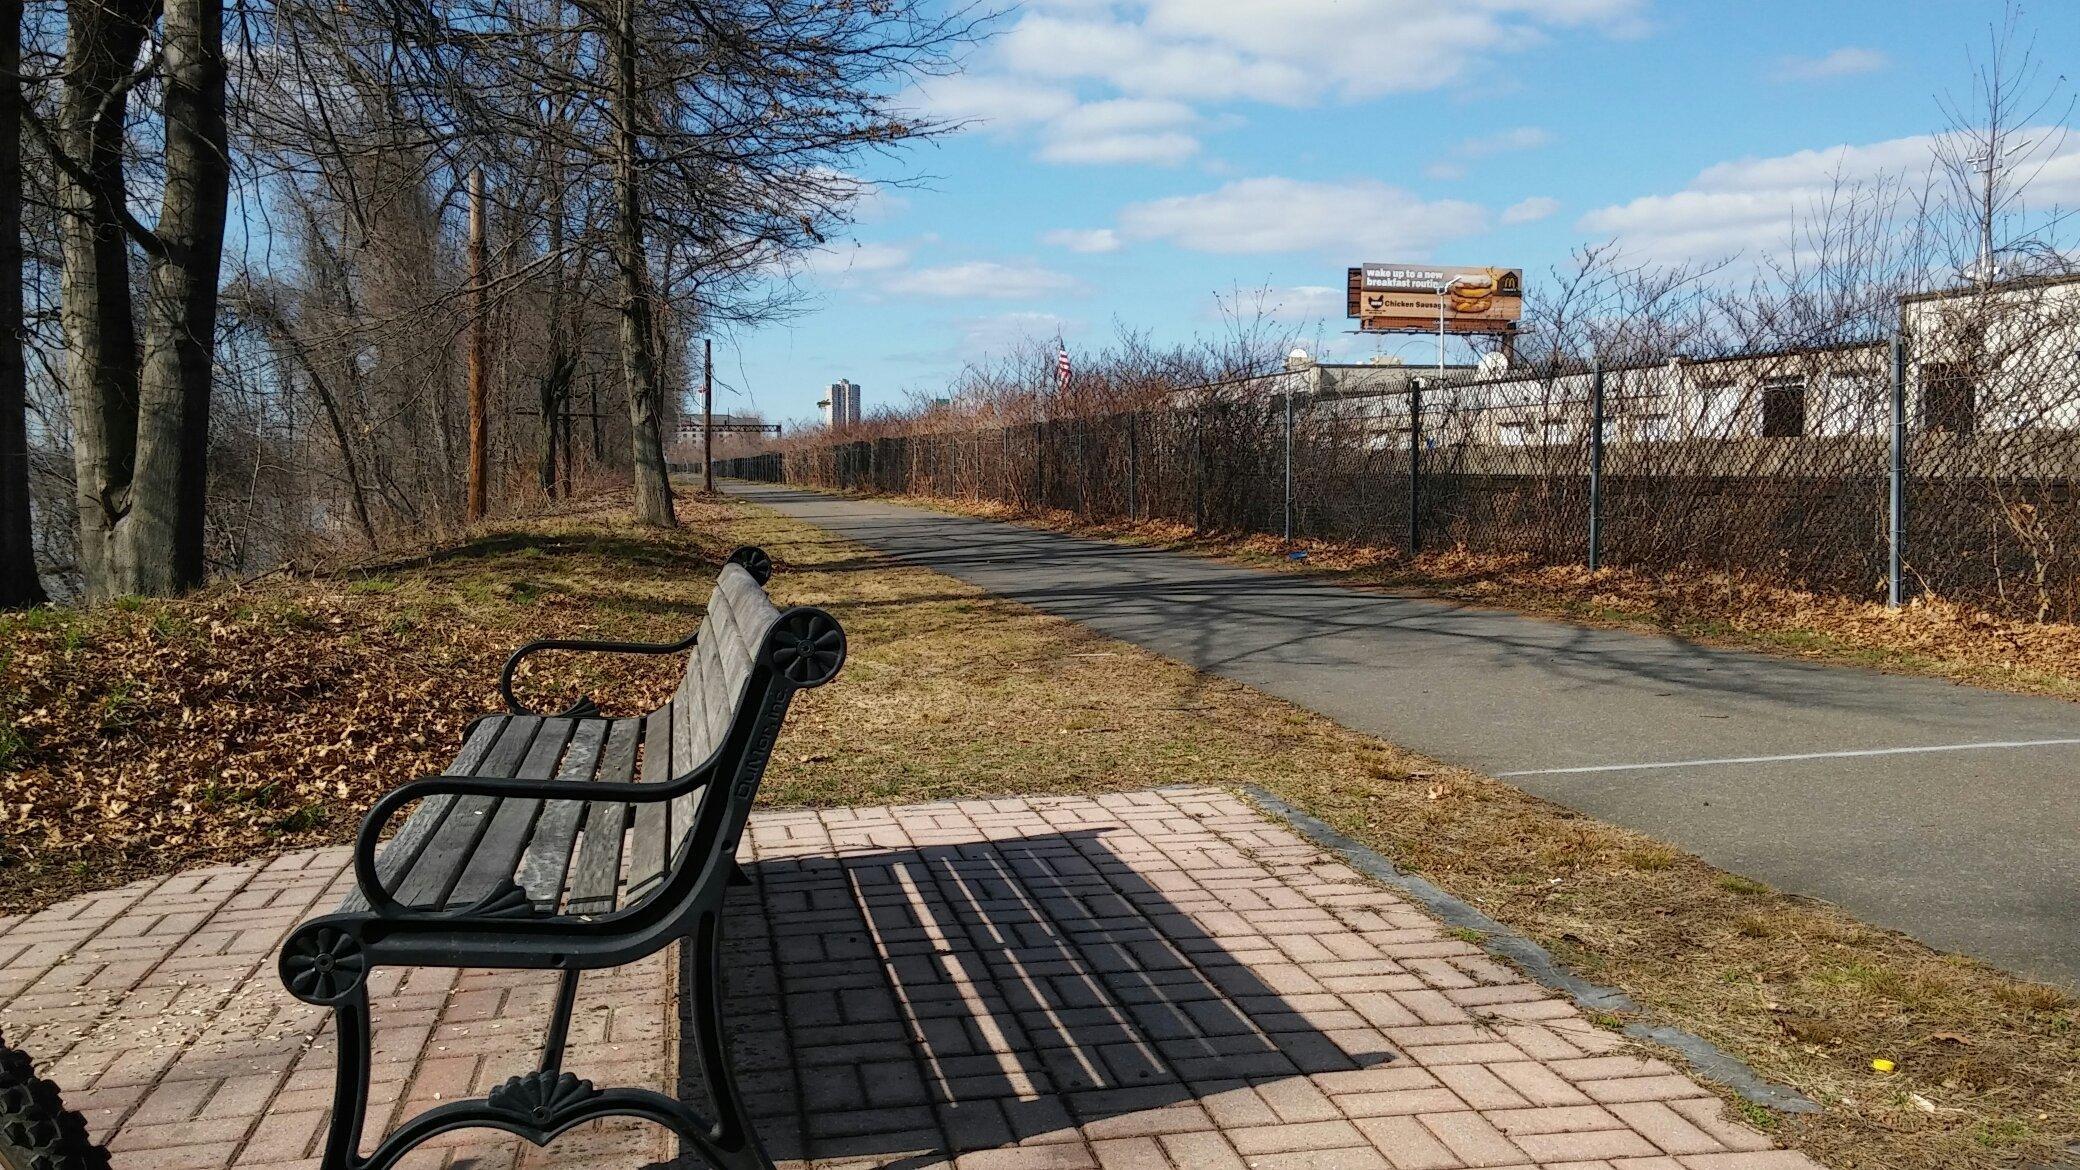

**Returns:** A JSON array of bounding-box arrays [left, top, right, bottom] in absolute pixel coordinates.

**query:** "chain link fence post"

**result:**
[[1282, 392, 1294, 543], [1127, 412, 1140, 522], [1408, 379, 1423, 555], [1889, 333, 1907, 607], [1193, 421, 1206, 533], [1589, 360, 1605, 570]]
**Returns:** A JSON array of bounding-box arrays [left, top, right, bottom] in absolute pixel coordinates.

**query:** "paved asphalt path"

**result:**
[[731, 485, 2080, 985]]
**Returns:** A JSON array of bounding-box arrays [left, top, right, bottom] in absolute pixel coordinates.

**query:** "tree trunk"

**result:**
[[57, 0, 150, 599], [612, 0, 675, 528], [540, 165, 568, 499], [127, 0, 229, 592], [0, 0, 46, 606]]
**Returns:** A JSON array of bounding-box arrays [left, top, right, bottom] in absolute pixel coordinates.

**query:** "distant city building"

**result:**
[[820, 379, 862, 429]]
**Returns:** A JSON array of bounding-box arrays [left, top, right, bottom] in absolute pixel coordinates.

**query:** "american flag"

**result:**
[[1055, 340, 1072, 392]]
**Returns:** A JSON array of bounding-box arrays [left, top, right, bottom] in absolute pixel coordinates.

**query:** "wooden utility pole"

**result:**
[[466, 167, 489, 522], [703, 338, 715, 493]]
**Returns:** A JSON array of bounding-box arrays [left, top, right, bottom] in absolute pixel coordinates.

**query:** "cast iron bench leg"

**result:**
[[685, 911, 771, 1169], [305, 951, 771, 1170], [317, 984, 375, 1170]]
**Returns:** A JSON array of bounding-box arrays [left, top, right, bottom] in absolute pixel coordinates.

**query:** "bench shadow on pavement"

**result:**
[[662, 829, 1394, 1168]]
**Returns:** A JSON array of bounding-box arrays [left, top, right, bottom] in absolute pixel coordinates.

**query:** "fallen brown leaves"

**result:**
[[6, 485, 2075, 1168], [0, 491, 738, 913]]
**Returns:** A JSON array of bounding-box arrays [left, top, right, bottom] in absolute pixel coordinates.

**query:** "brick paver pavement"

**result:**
[[0, 787, 1822, 1169]]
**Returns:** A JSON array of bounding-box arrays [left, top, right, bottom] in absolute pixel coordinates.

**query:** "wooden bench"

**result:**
[[278, 546, 843, 1170]]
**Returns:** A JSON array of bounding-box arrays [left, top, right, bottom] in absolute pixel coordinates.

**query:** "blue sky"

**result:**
[[716, 0, 2080, 427]]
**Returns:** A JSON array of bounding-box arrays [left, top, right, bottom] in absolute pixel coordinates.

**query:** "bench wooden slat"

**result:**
[[517, 720, 607, 910], [340, 718, 509, 914], [624, 705, 675, 906], [444, 718, 576, 909], [666, 574, 763, 865], [667, 671, 708, 865], [564, 718, 642, 916], [391, 718, 544, 909]]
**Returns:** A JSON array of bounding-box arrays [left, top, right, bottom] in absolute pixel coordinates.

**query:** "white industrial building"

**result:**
[[1242, 274, 2080, 450]]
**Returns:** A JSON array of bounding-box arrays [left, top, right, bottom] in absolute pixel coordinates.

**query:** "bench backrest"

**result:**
[[648, 548, 842, 904], [673, 560, 783, 776]]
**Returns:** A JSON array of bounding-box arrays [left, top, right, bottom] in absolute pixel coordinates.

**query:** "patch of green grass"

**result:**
[[1446, 926, 1486, 944], [0, 720, 23, 772], [10, 607, 72, 634], [1734, 1098, 1782, 1132], [1971, 1118, 2030, 1148], [349, 575, 400, 594], [1717, 873, 1770, 896], [97, 679, 140, 734], [275, 802, 330, 833], [1763, 628, 1832, 652], [259, 599, 324, 631]]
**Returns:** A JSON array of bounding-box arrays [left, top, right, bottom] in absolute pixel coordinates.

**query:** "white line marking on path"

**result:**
[[1495, 737, 2080, 778]]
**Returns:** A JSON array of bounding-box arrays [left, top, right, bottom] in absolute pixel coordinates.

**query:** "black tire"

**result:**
[[0, 1034, 108, 1170]]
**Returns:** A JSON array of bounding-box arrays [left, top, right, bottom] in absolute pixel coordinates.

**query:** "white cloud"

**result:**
[[885, 261, 1077, 299], [1118, 177, 1486, 256], [834, 242, 912, 272], [958, 311, 1073, 358], [1578, 130, 2080, 264], [1036, 97, 1201, 165], [908, 75, 1078, 130], [997, 1, 1647, 106], [1501, 196, 1560, 224], [1425, 125, 1552, 179], [1050, 97, 1198, 136], [1040, 132, 1200, 165], [1042, 228, 1124, 253], [787, 240, 914, 288], [1262, 285, 1345, 321], [1774, 47, 1889, 82], [944, 1, 1643, 167]]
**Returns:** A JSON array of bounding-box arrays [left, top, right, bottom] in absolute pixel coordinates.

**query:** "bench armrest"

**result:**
[[496, 547, 775, 716], [498, 633, 698, 717], [351, 767, 711, 917]]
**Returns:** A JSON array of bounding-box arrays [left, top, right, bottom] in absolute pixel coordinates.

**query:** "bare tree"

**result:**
[[1931, 2, 2075, 284], [43, 0, 228, 598], [609, 0, 674, 525]]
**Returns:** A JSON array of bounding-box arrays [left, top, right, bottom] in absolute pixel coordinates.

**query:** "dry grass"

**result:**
[[3, 488, 2074, 1168], [730, 493, 2078, 1170], [877, 491, 2080, 702]]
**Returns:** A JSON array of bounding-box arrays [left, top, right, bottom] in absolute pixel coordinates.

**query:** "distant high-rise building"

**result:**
[[820, 379, 862, 429]]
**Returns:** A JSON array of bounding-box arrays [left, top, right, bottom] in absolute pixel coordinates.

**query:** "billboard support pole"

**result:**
[[1588, 360, 1605, 571]]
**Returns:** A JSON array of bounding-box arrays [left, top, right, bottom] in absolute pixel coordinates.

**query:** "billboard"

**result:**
[[1347, 264, 1523, 333]]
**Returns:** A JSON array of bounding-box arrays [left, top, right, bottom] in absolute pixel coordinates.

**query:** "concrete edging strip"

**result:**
[[1240, 783, 1822, 1115]]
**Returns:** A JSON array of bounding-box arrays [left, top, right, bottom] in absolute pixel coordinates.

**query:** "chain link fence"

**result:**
[[722, 284, 2080, 621]]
